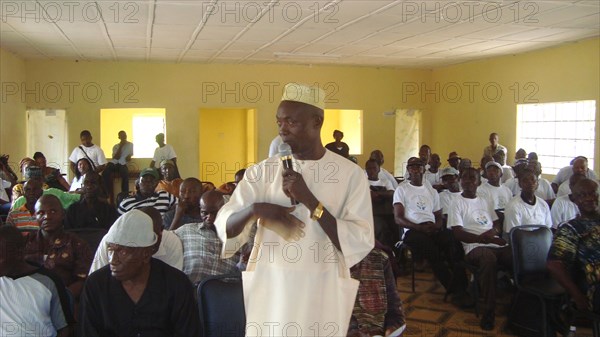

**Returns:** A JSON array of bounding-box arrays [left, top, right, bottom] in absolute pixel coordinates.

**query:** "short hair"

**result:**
[[80, 130, 91, 137], [33, 152, 45, 160], [493, 151, 505, 161], [365, 159, 379, 167], [460, 167, 481, 182]]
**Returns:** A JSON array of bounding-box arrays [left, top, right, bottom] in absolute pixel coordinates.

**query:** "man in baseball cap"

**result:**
[[80, 210, 200, 336]]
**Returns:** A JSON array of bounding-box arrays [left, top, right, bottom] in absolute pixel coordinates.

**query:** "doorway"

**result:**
[[27, 109, 69, 175]]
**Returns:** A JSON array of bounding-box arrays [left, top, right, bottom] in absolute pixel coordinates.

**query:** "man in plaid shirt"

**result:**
[[175, 190, 239, 285]]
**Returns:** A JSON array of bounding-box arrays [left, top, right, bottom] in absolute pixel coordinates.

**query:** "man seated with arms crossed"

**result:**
[[547, 178, 600, 315], [477, 161, 513, 224], [0, 225, 74, 337], [118, 168, 176, 215], [175, 190, 239, 285], [163, 178, 204, 231], [448, 167, 511, 331], [80, 209, 199, 336]]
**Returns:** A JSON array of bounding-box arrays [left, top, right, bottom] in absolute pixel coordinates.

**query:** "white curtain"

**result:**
[[394, 109, 421, 178], [27, 109, 68, 174]]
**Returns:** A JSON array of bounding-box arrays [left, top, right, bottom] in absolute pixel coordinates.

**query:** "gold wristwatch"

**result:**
[[311, 202, 324, 221]]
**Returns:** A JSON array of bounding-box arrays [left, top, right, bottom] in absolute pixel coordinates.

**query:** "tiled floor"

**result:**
[[396, 269, 595, 337]]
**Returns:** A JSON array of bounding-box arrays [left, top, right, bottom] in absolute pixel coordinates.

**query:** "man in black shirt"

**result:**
[[79, 210, 200, 336]]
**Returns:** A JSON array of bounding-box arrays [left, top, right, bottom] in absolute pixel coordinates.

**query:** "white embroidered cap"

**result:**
[[105, 209, 157, 248], [281, 83, 326, 110]]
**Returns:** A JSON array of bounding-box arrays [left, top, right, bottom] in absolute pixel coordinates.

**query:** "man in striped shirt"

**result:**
[[118, 168, 176, 215], [6, 178, 43, 233]]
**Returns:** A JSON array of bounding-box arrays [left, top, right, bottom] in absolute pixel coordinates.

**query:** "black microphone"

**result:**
[[279, 142, 299, 205]]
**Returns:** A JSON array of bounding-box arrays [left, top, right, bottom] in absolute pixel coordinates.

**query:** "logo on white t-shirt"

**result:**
[[474, 211, 489, 226], [414, 195, 428, 211]]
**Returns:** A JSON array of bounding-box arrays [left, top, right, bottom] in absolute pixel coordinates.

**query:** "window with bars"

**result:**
[[516, 100, 596, 175]]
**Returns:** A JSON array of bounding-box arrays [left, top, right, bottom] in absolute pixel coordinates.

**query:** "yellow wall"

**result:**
[[2, 60, 428, 178], [199, 108, 251, 186], [0, 49, 27, 168], [1, 38, 599, 178], [428, 38, 600, 173]]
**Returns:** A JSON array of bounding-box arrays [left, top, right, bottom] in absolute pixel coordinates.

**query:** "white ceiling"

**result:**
[[1, 0, 598, 68]]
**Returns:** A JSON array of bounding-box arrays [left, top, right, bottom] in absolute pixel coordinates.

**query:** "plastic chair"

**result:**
[[509, 225, 566, 337], [197, 273, 245, 337]]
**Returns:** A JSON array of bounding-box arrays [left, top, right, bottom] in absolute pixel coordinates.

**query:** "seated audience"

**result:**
[[529, 161, 556, 202], [552, 156, 596, 196], [366, 159, 395, 248], [552, 156, 597, 194], [483, 132, 507, 158], [438, 167, 461, 216], [164, 178, 204, 230], [69, 158, 92, 192], [102, 130, 133, 204], [90, 207, 183, 272], [447, 152, 461, 170], [370, 150, 398, 189], [393, 157, 464, 297], [33, 152, 70, 191], [419, 144, 432, 170], [80, 209, 200, 336], [0, 225, 74, 337], [478, 155, 494, 183], [424, 153, 442, 189], [504, 159, 529, 196], [118, 168, 176, 215], [217, 169, 246, 196], [547, 178, 600, 314], [6, 178, 44, 233], [325, 129, 350, 158], [551, 174, 584, 229], [156, 159, 183, 196], [448, 167, 511, 330], [0, 153, 18, 185], [149, 133, 178, 170], [514, 148, 527, 162], [458, 158, 472, 177], [12, 163, 48, 203], [12, 183, 81, 211], [347, 242, 406, 337], [477, 161, 513, 213], [504, 169, 552, 236], [174, 190, 239, 285], [493, 150, 514, 183], [68, 130, 107, 175], [24, 195, 93, 300], [66, 172, 118, 230]]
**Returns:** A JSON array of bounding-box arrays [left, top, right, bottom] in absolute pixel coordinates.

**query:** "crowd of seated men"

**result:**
[[1, 128, 599, 336], [362, 132, 599, 333]]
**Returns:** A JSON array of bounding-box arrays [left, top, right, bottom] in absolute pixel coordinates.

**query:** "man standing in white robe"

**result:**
[[216, 83, 374, 337]]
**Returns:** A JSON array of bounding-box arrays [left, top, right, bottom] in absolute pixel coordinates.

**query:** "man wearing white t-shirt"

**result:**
[[552, 156, 597, 194], [492, 151, 514, 184], [438, 167, 461, 216], [366, 159, 396, 248], [424, 153, 442, 190], [149, 133, 177, 169], [370, 149, 398, 189], [477, 162, 513, 214], [551, 174, 583, 229], [393, 157, 460, 295], [448, 168, 511, 331], [68, 130, 107, 175], [504, 169, 553, 236]]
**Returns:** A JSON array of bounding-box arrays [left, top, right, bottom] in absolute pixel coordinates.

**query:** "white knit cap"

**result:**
[[105, 209, 157, 248], [281, 83, 326, 110]]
